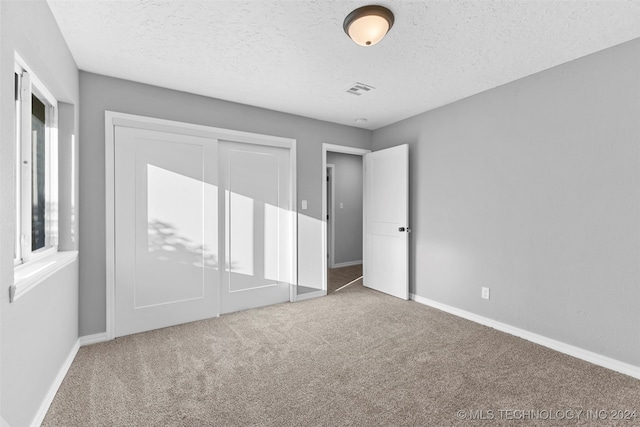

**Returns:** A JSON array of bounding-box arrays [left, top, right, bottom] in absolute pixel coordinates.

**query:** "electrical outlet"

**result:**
[[481, 287, 490, 300]]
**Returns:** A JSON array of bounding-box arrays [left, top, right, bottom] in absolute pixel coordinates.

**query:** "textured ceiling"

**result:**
[[47, 0, 640, 130]]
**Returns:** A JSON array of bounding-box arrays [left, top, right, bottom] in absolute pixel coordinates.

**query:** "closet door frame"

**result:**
[[105, 111, 297, 341]]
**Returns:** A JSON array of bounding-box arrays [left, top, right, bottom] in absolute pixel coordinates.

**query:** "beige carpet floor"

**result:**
[[43, 283, 640, 426], [327, 264, 363, 294]]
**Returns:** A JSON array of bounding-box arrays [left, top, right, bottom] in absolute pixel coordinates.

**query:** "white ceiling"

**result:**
[[47, 0, 640, 130]]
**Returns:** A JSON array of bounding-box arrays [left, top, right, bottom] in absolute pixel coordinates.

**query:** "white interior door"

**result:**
[[363, 144, 409, 300], [114, 126, 218, 337], [219, 140, 293, 314]]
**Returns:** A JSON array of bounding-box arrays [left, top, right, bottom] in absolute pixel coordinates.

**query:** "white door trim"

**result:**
[[321, 143, 370, 293], [105, 111, 297, 340], [326, 164, 335, 268]]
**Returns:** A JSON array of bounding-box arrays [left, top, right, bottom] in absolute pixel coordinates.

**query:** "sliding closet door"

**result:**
[[219, 141, 293, 314], [114, 126, 219, 337]]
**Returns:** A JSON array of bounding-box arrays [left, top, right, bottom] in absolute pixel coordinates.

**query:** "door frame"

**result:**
[[105, 111, 297, 340], [321, 143, 370, 293], [326, 164, 335, 268]]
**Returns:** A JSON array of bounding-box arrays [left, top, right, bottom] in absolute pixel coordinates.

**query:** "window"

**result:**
[[14, 60, 59, 266]]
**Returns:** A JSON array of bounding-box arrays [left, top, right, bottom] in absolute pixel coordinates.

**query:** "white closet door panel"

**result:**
[[114, 126, 218, 337], [220, 141, 292, 314]]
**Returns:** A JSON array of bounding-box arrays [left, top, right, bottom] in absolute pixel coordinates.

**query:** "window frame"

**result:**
[[14, 56, 59, 267]]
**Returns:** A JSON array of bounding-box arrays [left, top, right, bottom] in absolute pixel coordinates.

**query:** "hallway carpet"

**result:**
[[327, 264, 363, 293], [43, 284, 640, 426]]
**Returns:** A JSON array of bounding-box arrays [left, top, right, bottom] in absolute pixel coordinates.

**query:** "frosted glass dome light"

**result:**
[[344, 5, 394, 47]]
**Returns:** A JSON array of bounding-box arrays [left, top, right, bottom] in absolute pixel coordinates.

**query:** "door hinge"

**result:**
[[14, 73, 19, 101], [20, 71, 30, 103], [327, 214, 329, 220], [327, 176, 329, 181]]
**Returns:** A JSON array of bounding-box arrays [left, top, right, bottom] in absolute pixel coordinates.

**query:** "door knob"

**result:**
[[398, 227, 405, 232]]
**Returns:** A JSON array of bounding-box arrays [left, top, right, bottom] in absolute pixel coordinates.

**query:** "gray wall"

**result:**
[[372, 38, 640, 366], [327, 152, 363, 265], [79, 72, 371, 335], [0, 1, 80, 425]]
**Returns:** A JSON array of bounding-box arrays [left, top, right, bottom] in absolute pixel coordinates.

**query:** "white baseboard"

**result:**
[[79, 332, 109, 347], [331, 260, 362, 268], [28, 332, 110, 426], [410, 293, 640, 380], [31, 340, 80, 427]]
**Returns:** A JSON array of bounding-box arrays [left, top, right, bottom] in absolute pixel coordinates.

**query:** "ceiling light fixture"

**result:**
[[343, 5, 394, 47]]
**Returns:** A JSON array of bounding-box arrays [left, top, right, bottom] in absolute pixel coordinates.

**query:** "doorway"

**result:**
[[322, 144, 370, 294]]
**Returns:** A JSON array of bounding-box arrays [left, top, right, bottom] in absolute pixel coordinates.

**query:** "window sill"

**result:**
[[11, 251, 78, 302]]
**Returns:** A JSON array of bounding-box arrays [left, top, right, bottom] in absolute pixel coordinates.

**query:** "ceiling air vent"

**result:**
[[346, 82, 375, 96]]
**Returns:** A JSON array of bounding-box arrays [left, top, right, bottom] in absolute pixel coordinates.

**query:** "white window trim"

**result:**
[[11, 251, 78, 302], [11, 53, 72, 303]]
